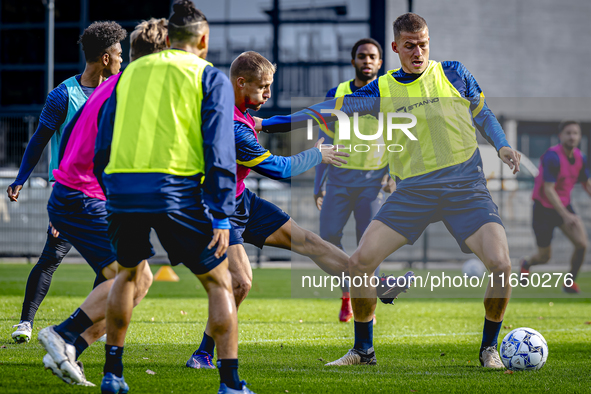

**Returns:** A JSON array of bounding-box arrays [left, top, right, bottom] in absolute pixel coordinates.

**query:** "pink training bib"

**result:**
[[233, 106, 259, 197], [532, 144, 583, 209], [53, 73, 121, 200]]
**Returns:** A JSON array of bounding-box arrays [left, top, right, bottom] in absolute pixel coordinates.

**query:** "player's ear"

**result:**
[[351, 59, 355, 67], [377, 58, 383, 69], [198, 33, 208, 50], [236, 76, 246, 89], [391, 41, 399, 54], [102, 52, 110, 67]]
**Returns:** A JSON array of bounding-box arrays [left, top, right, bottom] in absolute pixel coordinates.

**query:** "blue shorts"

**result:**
[[229, 188, 290, 248], [532, 200, 574, 248], [47, 182, 117, 280], [320, 185, 384, 248], [374, 178, 504, 253], [107, 207, 225, 275]]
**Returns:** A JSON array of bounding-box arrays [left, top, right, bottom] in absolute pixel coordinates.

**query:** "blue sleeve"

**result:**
[[39, 83, 68, 131], [201, 66, 236, 226], [579, 155, 590, 183], [542, 151, 560, 183], [10, 124, 55, 186], [236, 122, 321, 179], [326, 87, 337, 99], [94, 90, 117, 194], [442, 61, 510, 152], [58, 103, 86, 165], [261, 80, 380, 134], [11, 84, 70, 186]]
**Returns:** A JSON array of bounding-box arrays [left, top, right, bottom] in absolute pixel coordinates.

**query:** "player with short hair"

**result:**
[[520, 120, 591, 293], [314, 37, 394, 323], [93, 2, 252, 393], [8, 21, 127, 344], [258, 12, 521, 369], [36, 18, 168, 387], [186, 50, 411, 370]]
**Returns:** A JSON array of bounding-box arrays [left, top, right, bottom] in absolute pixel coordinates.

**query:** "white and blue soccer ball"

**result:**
[[462, 258, 487, 278], [500, 327, 548, 371]]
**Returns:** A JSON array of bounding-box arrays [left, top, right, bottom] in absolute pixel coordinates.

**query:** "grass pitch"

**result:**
[[0, 263, 590, 393]]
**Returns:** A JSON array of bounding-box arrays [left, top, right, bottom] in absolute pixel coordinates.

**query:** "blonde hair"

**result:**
[[230, 51, 276, 82], [130, 18, 168, 59]]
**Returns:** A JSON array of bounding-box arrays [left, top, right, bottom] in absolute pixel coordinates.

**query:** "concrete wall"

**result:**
[[385, 0, 591, 99]]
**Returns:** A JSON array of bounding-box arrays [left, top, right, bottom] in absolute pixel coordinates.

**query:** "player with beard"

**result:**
[[313, 38, 395, 323], [520, 120, 591, 293]]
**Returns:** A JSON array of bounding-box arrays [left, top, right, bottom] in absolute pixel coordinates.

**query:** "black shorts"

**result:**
[[47, 183, 117, 286], [532, 200, 575, 248], [374, 178, 503, 254], [107, 208, 225, 275], [229, 188, 290, 249]]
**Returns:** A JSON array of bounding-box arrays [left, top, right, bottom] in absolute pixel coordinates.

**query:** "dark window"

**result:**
[[55, 0, 80, 22], [1, 1, 45, 24], [89, 1, 169, 21], [1, 71, 45, 106], [55, 28, 81, 63], [1, 29, 45, 64]]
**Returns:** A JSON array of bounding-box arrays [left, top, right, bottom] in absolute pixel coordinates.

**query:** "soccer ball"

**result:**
[[462, 258, 486, 278], [500, 327, 548, 371]]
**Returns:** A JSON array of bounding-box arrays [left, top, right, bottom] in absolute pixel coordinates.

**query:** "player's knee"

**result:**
[[349, 252, 372, 274], [139, 264, 153, 292], [486, 255, 511, 275], [233, 278, 252, 301]]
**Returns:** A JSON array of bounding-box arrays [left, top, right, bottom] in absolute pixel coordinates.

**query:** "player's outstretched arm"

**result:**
[[7, 124, 56, 202], [8, 82, 71, 201], [255, 82, 380, 134], [315, 137, 349, 167]]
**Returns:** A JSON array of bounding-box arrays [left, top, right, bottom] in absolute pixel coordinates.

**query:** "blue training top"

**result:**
[[542, 150, 590, 183], [11, 75, 95, 187], [263, 61, 511, 189], [94, 65, 236, 227]]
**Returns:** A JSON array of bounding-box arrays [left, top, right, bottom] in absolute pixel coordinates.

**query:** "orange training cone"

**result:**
[[154, 266, 180, 282]]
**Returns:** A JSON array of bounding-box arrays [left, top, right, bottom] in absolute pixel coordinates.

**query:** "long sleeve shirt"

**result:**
[[94, 65, 236, 227], [263, 60, 511, 189]]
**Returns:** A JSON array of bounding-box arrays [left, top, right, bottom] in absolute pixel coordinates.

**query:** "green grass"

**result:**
[[1, 264, 590, 393]]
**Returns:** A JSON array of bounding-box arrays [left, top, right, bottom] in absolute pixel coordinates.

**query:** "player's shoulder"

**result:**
[[543, 149, 560, 165], [47, 81, 70, 103], [326, 86, 338, 99], [203, 65, 230, 83], [202, 65, 232, 93], [440, 61, 474, 80], [234, 120, 256, 140], [440, 60, 466, 70]]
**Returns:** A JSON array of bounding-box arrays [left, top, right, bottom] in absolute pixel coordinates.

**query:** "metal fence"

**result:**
[[1, 175, 590, 267]]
